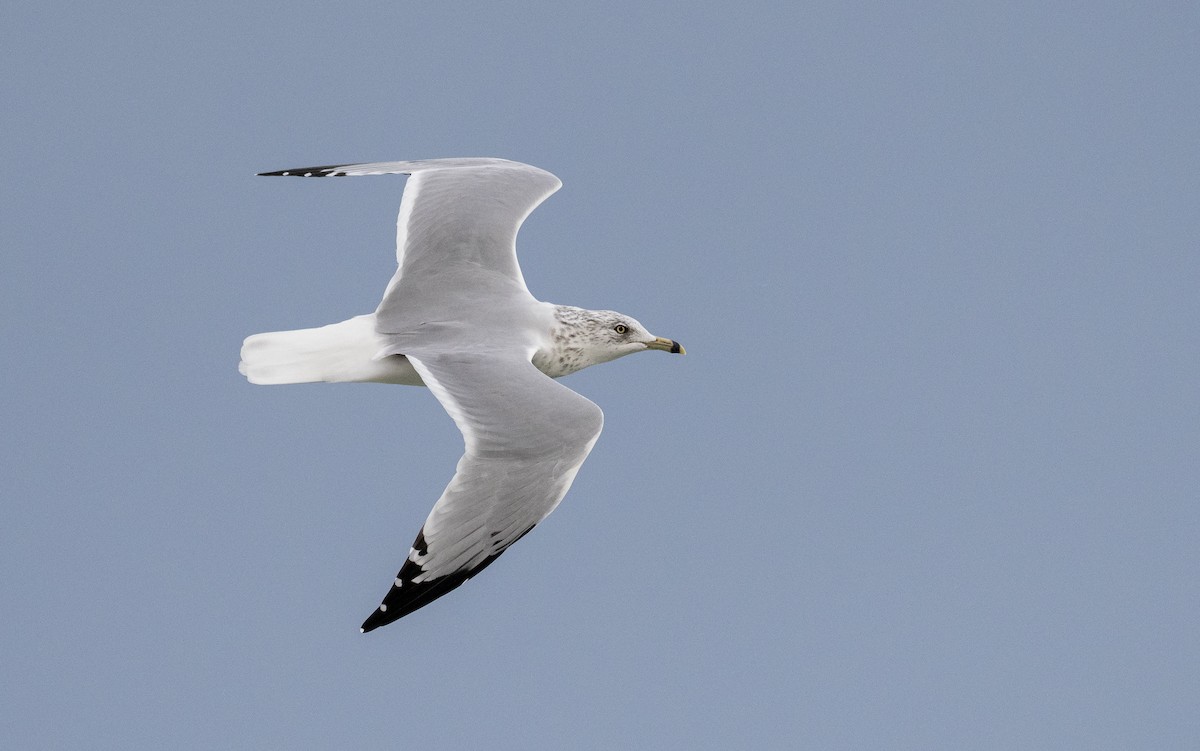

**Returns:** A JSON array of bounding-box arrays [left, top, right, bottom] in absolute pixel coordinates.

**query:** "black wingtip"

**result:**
[[257, 164, 350, 177], [360, 615, 381, 634], [357, 525, 536, 633], [360, 596, 410, 633]]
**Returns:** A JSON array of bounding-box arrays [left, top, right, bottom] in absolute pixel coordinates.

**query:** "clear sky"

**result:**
[[2, 2, 1197, 748]]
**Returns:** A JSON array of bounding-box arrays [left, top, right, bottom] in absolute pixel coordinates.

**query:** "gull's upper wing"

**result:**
[[259, 158, 562, 335], [359, 352, 604, 632]]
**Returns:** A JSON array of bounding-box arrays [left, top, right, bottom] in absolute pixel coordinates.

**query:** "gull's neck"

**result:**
[[531, 305, 599, 378]]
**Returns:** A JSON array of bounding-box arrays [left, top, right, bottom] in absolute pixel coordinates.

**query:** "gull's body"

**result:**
[[239, 158, 682, 632]]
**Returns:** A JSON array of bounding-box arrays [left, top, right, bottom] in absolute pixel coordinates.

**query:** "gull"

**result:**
[[239, 158, 684, 632]]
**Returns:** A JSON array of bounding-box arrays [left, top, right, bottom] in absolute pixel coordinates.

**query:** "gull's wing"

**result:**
[[259, 158, 562, 334], [359, 353, 604, 632]]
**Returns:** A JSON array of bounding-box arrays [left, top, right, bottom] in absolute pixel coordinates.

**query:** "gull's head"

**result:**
[[595, 309, 691, 357], [544, 306, 684, 377], [544, 302, 686, 374]]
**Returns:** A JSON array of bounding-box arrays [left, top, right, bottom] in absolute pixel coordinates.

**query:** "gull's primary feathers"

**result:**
[[240, 158, 683, 632]]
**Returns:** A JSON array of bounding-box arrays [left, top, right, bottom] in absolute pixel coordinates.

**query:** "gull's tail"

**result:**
[[239, 314, 424, 386]]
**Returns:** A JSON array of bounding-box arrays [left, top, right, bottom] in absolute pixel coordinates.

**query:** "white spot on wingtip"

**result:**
[[379, 603, 388, 612], [394, 578, 403, 587], [281, 171, 289, 176], [303, 172, 312, 176]]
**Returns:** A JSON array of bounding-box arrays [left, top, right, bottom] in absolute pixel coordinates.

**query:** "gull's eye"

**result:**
[[614, 324, 628, 334]]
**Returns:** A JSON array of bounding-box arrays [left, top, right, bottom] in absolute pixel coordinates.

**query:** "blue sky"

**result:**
[[3, 2, 1198, 748]]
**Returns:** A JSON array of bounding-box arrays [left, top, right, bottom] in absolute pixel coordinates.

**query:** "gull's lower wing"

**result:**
[[360, 353, 603, 632]]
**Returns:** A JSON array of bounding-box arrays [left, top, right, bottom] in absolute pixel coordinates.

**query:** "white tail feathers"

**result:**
[[239, 314, 424, 386]]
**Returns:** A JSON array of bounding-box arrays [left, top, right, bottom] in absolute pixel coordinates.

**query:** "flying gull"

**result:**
[[239, 158, 684, 632]]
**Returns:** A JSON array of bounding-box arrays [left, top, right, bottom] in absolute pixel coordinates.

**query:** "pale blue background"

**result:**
[[3, 2, 1197, 748]]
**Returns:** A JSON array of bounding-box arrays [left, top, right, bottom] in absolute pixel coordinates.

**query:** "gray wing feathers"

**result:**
[[259, 158, 562, 335], [397, 164, 559, 278], [360, 354, 601, 630], [404, 353, 603, 579], [377, 162, 560, 332]]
